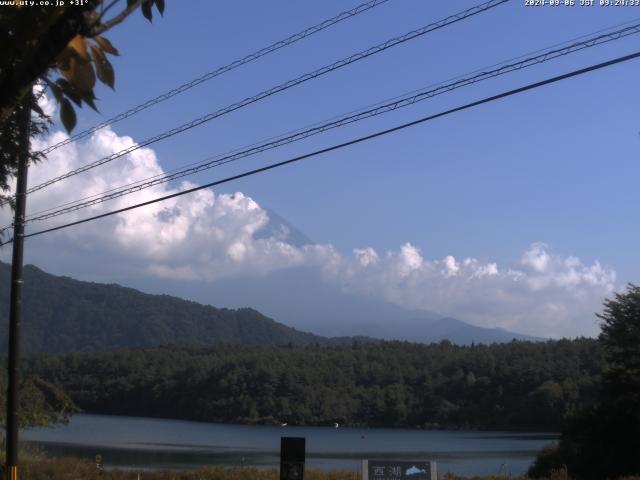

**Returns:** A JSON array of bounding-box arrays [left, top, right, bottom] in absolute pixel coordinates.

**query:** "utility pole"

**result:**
[[5, 95, 31, 480]]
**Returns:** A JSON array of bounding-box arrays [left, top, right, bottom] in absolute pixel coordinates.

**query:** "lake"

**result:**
[[23, 414, 557, 477]]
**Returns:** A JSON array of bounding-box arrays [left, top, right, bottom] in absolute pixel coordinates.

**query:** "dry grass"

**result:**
[[13, 458, 360, 480], [4, 456, 640, 480]]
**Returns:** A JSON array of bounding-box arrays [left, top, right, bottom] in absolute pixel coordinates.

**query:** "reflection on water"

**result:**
[[23, 414, 557, 476]]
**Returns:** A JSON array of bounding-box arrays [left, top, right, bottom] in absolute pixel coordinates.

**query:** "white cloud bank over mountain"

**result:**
[[0, 118, 616, 338], [339, 241, 614, 337]]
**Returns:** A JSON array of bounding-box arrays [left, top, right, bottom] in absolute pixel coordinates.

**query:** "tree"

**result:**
[[0, 94, 49, 209], [0, 0, 165, 209], [529, 284, 640, 480], [0, 371, 77, 429], [590, 284, 640, 478], [598, 284, 640, 391], [0, 0, 165, 129]]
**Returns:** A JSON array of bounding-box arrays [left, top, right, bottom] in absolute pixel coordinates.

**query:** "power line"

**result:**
[[38, 0, 393, 156], [1, 17, 635, 232], [20, 21, 640, 224], [25, 0, 509, 196], [6, 49, 638, 244], [27, 16, 640, 223]]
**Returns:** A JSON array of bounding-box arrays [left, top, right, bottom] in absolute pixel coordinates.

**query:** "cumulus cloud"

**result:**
[[0, 114, 618, 338], [332, 241, 615, 338], [0, 125, 336, 282]]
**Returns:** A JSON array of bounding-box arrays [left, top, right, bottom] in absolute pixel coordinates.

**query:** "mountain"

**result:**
[[395, 316, 541, 344], [141, 266, 542, 344], [215, 206, 541, 343], [254, 207, 314, 247], [0, 258, 540, 353], [0, 262, 360, 353]]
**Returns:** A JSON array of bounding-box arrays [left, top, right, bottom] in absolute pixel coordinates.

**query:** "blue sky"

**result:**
[[4, 0, 640, 337], [85, 0, 640, 280]]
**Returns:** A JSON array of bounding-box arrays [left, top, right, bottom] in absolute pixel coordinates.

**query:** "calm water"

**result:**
[[23, 414, 557, 476]]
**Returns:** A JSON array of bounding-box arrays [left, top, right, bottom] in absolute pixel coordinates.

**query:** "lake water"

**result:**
[[23, 414, 557, 477]]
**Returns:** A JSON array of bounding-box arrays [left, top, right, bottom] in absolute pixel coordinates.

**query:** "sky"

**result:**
[[2, 0, 640, 338]]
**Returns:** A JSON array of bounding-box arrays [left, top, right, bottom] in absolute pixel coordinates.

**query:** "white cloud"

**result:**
[[1, 126, 324, 282], [330, 242, 615, 338], [0, 116, 618, 338], [34, 83, 56, 119], [442, 255, 460, 277]]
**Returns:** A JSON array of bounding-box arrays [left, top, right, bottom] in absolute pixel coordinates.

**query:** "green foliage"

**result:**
[[530, 285, 640, 479], [0, 92, 49, 216], [26, 338, 602, 431], [528, 444, 566, 479], [0, 262, 339, 352], [0, 369, 77, 429], [0, 261, 608, 433], [598, 284, 640, 398], [0, 0, 163, 134]]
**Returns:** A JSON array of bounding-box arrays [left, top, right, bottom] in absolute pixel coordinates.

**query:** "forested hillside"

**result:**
[[28, 338, 602, 431], [0, 262, 350, 352], [0, 262, 536, 350]]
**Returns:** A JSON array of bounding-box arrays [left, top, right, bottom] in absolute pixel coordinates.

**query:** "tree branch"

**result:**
[[99, 0, 123, 22], [89, 0, 146, 36], [0, 3, 100, 128]]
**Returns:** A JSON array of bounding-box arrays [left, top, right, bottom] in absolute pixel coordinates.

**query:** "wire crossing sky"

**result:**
[[22, 14, 640, 223], [18, 20, 640, 226], [38, 0, 393, 155], [25, 0, 509, 196], [9, 48, 638, 244], [3, 0, 640, 339]]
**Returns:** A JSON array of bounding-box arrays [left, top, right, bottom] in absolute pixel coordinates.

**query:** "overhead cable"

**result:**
[[26, 0, 509, 195], [21, 21, 640, 224], [39, 0, 393, 155], [5, 49, 637, 244]]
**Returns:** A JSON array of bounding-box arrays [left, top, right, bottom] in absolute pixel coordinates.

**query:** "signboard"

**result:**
[[362, 460, 436, 480], [280, 437, 305, 480]]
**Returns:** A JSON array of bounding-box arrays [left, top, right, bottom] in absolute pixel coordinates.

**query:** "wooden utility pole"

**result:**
[[5, 95, 31, 480]]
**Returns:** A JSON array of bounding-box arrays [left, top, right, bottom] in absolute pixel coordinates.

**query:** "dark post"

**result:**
[[5, 96, 31, 480], [280, 437, 305, 480]]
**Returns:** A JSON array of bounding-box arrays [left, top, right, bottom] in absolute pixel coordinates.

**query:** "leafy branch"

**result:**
[[0, 0, 166, 133]]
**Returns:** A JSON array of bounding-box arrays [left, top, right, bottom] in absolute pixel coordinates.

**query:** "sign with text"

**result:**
[[362, 460, 436, 480]]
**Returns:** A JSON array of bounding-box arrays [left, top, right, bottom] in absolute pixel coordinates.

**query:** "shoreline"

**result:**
[[21, 413, 556, 476], [47, 411, 563, 435]]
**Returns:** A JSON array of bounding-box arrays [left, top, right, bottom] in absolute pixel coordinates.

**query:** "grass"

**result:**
[[2, 454, 640, 480], [12, 458, 360, 480]]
